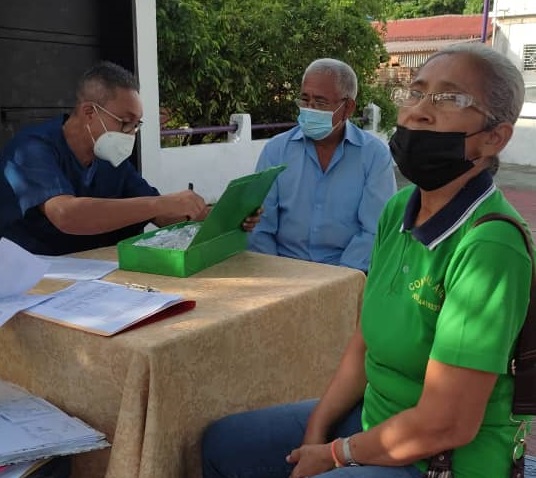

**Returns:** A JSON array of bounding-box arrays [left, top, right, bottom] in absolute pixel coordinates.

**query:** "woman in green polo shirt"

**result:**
[[202, 42, 532, 478]]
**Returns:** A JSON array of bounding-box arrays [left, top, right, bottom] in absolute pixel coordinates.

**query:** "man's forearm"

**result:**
[[42, 196, 160, 235], [153, 213, 188, 228]]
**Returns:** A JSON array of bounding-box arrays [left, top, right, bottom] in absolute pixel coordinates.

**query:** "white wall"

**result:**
[[491, 1, 536, 166], [501, 118, 536, 165], [494, 21, 536, 74], [158, 115, 268, 202], [495, 0, 536, 17], [134, 0, 162, 189], [493, 0, 536, 83]]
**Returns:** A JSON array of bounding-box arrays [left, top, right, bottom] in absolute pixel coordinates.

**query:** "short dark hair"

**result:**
[[76, 61, 139, 105]]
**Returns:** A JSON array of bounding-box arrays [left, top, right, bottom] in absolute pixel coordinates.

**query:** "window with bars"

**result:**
[[523, 44, 536, 71]]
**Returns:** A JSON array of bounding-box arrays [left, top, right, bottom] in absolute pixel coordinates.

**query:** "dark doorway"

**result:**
[[0, 0, 139, 165]]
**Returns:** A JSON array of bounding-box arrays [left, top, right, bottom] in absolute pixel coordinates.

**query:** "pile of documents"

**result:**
[[28, 279, 189, 336], [0, 238, 191, 336], [0, 380, 109, 467], [0, 238, 119, 328]]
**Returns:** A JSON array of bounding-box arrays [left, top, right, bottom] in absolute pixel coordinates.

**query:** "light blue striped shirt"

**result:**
[[248, 122, 396, 271]]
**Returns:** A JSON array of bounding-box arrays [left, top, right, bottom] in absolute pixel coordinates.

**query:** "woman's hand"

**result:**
[[287, 443, 333, 478]]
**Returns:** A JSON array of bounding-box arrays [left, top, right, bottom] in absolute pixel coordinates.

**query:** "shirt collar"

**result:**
[[401, 170, 496, 250], [290, 120, 364, 146]]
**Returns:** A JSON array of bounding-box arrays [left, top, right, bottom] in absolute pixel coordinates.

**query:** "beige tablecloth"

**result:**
[[0, 249, 365, 478]]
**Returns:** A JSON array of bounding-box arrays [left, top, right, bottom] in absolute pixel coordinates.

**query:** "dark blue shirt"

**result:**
[[2, 115, 159, 255], [0, 156, 22, 238]]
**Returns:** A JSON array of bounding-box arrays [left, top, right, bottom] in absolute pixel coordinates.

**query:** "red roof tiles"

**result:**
[[374, 14, 492, 42]]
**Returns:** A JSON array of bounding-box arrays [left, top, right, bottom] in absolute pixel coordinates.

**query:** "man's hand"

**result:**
[[242, 207, 263, 232], [154, 190, 208, 226], [286, 443, 333, 478]]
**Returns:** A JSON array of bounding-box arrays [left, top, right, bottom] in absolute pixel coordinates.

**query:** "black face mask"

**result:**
[[389, 125, 482, 191]]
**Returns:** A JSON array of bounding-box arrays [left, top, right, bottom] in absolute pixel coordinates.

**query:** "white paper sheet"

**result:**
[[0, 380, 109, 466], [0, 396, 61, 424], [0, 239, 49, 298], [28, 280, 184, 336], [0, 295, 53, 328], [0, 240, 51, 327], [0, 382, 28, 402], [38, 256, 118, 281]]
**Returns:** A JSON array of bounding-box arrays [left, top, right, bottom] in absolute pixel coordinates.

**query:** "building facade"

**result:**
[[493, 0, 536, 109], [375, 15, 492, 86]]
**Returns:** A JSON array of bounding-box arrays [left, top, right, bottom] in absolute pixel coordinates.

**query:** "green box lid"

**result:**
[[190, 165, 286, 246]]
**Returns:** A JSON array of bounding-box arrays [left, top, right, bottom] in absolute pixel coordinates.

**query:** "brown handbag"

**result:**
[[425, 213, 535, 478]]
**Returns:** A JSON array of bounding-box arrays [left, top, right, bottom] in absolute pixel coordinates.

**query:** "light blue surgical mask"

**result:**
[[297, 102, 345, 140]]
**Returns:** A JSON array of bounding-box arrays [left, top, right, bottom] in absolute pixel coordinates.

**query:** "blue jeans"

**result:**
[[202, 399, 422, 478]]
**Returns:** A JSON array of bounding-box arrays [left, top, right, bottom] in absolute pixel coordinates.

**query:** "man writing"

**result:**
[[248, 58, 396, 272], [2, 61, 257, 255]]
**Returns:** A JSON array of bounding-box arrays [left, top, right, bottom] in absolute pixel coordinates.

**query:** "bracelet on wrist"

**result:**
[[330, 439, 344, 468], [342, 436, 362, 467]]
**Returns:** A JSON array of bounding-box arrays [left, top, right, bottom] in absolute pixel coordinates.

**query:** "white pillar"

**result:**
[[134, 0, 162, 187], [228, 114, 252, 143]]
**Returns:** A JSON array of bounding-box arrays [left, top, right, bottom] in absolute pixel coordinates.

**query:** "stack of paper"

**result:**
[[38, 255, 118, 281], [27, 280, 191, 336], [0, 380, 109, 466], [0, 239, 193, 335]]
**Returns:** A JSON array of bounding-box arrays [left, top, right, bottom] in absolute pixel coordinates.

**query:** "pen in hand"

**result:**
[[186, 182, 194, 221]]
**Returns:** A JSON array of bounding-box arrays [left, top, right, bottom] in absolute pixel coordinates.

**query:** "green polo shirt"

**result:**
[[360, 171, 532, 477]]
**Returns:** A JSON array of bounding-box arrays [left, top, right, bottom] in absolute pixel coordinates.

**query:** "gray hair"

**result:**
[[303, 58, 358, 100], [423, 43, 525, 125], [76, 61, 139, 105]]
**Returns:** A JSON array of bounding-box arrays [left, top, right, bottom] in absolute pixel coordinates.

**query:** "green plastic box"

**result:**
[[117, 165, 286, 277]]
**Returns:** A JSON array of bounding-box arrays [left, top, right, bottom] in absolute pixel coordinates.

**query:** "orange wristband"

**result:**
[[331, 439, 344, 468]]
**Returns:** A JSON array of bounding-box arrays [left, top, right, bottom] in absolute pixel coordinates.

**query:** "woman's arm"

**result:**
[[340, 358, 497, 465], [303, 322, 368, 444]]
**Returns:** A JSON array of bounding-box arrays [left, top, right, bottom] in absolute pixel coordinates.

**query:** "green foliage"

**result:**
[[464, 0, 493, 14], [157, 0, 395, 138], [386, 0, 490, 18]]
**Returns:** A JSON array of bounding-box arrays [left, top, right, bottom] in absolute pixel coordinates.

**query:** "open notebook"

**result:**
[[25, 280, 195, 336]]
